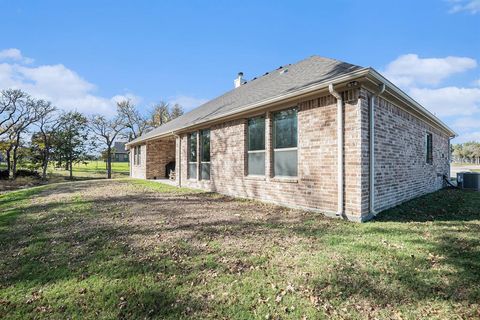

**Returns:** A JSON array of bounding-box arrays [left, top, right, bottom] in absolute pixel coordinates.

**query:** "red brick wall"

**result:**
[[176, 90, 363, 220], [133, 87, 450, 221], [359, 88, 450, 214], [145, 138, 176, 179]]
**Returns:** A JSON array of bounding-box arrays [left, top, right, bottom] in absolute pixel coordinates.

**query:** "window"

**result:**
[[133, 146, 141, 165], [426, 132, 433, 164], [188, 132, 197, 179], [200, 129, 210, 180], [273, 108, 298, 177], [247, 116, 265, 175]]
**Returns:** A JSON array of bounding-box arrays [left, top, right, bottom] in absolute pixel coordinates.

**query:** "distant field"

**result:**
[[451, 162, 480, 167], [0, 161, 130, 192], [71, 160, 130, 174]]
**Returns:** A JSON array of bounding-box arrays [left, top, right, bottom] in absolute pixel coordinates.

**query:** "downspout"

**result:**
[[369, 83, 386, 215], [329, 84, 344, 217], [173, 133, 182, 188]]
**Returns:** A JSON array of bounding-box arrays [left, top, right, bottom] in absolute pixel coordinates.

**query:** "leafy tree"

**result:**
[[88, 114, 125, 179], [452, 142, 480, 164], [54, 111, 90, 180], [32, 100, 57, 179], [1, 93, 44, 178]]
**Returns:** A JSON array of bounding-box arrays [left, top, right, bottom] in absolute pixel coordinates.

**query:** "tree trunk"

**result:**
[[12, 134, 21, 179], [107, 145, 112, 179], [42, 150, 49, 180], [6, 148, 11, 178], [69, 153, 73, 180], [12, 146, 18, 179]]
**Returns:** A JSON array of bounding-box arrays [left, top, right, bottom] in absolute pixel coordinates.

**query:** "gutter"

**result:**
[[369, 83, 386, 216], [329, 83, 344, 217]]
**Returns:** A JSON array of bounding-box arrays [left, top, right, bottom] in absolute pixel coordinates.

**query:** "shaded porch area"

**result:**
[[145, 136, 177, 180]]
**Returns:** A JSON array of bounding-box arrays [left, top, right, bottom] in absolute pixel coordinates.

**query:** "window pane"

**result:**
[[274, 149, 297, 177], [248, 152, 265, 175], [188, 163, 197, 179], [201, 130, 210, 162], [426, 133, 433, 164], [189, 133, 197, 162], [248, 117, 265, 151], [274, 109, 297, 149], [200, 163, 210, 180]]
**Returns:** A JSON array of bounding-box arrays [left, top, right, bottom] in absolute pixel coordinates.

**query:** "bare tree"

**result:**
[[89, 115, 125, 179], [149, 101, 170, 127], [3, 94, 43, 178], [34, 100, 58, 179], [0, 89, 30, 139], [149, 102, 184, 128], [170, 103, 184, 119], [116, 100, 149, 141]]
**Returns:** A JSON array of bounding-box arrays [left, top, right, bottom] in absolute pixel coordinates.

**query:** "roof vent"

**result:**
[[280, 68, 288, 74], [234, 72, 246, 88]]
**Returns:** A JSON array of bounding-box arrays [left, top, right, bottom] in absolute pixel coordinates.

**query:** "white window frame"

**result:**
[[188, 132, 198, 180], [273, 108, 298, 178], [247, 116, 266, 176], [200, 129, 211, 180]]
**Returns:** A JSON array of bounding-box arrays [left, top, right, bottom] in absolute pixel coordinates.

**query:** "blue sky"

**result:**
[[0, 0, 479, 142]]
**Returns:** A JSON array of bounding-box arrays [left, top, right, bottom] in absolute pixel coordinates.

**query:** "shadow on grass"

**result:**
[[373, 188, 480, 222], [1, 182, 480, 318]]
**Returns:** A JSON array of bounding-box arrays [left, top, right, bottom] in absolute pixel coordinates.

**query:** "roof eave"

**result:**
[[126, 67, 456, 147], [126, 67, 372, 146], [366, 68, 457, 137]]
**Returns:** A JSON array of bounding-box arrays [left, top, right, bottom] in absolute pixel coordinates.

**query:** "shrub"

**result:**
[[0, 170, 9, 180], [15, 169, 40, 178]]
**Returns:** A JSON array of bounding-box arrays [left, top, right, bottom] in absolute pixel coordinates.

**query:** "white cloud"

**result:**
[[0, 48, 138, 116], [409, 86, 480, 117], [454, 131, 480, 143], [0, 48, 34, 64], [453, 117, 480, 129], [383, 54, 477, 87], [474, 78, 480, 87], [448, 0, 480, 14], [168, 95, 209, 112]]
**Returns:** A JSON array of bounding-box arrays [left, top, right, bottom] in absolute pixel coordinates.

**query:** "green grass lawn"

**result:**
[[0, 180, 479, 319], [70, 160, 130, 174], [0, 161, 130, 192]]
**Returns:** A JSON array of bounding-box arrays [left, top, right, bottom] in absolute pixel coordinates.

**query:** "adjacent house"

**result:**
[[113, 142, 129, 162], [126, 56, 456, 222]]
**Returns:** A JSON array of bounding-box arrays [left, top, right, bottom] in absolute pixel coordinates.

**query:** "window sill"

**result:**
[[270, 177, 298, 183], [244, 175, 266, 181]]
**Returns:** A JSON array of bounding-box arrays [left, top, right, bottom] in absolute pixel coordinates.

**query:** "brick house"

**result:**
[[126, 56, 456, 222]]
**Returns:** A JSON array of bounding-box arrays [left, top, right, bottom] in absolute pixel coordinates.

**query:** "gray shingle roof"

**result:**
[[114, 141, 127, 153], [129, 55, 363, 144]]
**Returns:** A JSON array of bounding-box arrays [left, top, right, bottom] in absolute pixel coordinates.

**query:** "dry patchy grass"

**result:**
[[0, 180, 479, 319]]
